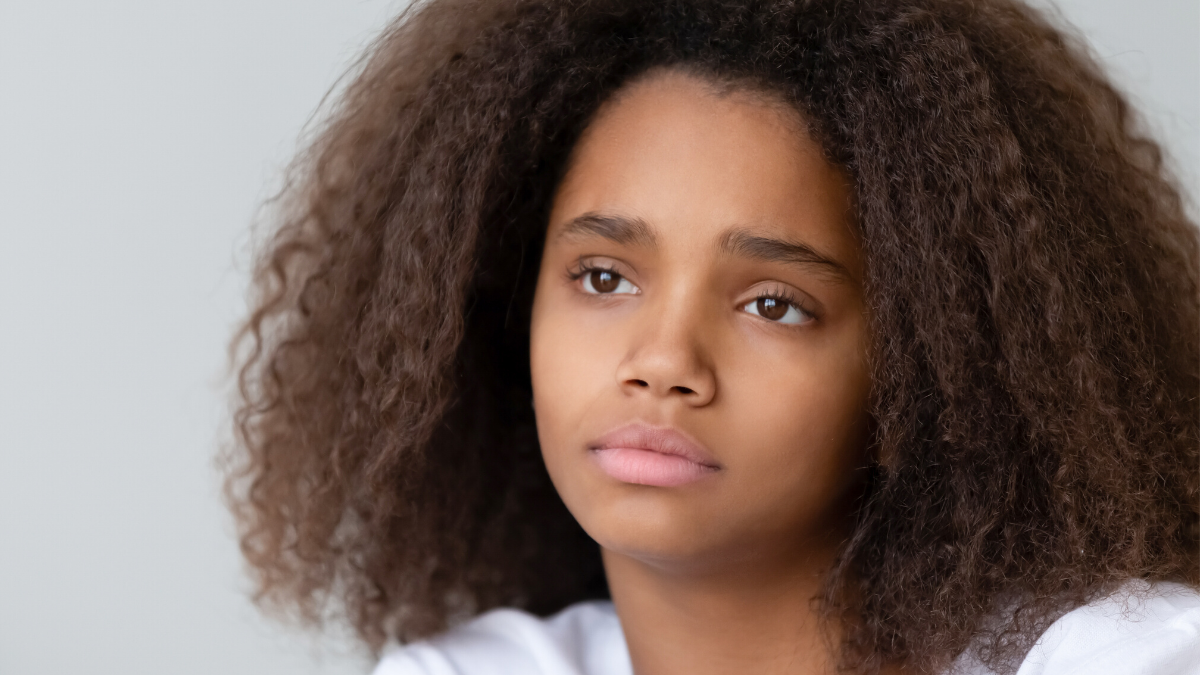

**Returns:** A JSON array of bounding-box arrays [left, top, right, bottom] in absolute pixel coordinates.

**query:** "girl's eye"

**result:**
[[741, 296, 813, 325], [579, 267, 639, 295]]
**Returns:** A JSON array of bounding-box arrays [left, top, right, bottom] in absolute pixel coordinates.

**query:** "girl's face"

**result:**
[[530, 69, 872, 571]]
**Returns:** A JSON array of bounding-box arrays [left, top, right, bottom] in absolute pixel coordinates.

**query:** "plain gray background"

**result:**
[[0, 1, 1196, 674]]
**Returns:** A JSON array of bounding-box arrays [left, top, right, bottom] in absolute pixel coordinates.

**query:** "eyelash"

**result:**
[[752, 288, 814, 322], [566, 261, 625, 285], [564, 261, 817, 325]]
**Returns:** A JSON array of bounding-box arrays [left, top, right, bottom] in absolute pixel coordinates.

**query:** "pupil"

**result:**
[[592, 270, 618, 293], [758, 297, 787, 321]]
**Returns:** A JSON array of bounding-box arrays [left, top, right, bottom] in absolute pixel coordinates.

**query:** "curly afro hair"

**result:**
[[223, 0, 1199, 671]]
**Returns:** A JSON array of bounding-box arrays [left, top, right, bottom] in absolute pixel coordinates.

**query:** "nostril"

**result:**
[[633, 379, 649, 387], [676, 386, 694, 395]]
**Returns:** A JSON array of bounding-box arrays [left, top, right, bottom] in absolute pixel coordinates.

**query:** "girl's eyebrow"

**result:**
[[716, 228, 854, 285], [553, 212, 853, 284], [554, 212, 657, 248]]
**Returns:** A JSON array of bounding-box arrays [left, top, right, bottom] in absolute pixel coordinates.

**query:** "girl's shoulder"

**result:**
[[957, 580, 1200, 675], [371, 599, 631, 675], [372, 581, 1200, 675], [1014, 580, 1200, 675]]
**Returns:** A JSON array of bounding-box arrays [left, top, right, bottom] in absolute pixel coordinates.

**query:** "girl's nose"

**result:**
[[614, 298, 717, 407]]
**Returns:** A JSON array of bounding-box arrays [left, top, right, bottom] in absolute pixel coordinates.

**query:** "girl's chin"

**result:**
[[575, 500, 747, 568]]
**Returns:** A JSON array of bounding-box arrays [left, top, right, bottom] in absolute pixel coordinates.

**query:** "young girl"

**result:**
[[224, 0, 1200, 673]]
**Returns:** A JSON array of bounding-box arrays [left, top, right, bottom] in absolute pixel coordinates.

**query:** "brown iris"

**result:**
[[757, 297, 788, 321], [589, 270, 620, 293]]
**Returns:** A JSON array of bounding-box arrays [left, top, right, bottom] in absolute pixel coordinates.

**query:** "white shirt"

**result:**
[[372, 581, 1200, 675]]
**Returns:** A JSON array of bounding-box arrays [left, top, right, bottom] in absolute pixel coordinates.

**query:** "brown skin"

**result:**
[[530, 69, 875, 674]]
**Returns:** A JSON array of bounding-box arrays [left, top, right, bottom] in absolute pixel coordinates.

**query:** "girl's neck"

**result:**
[[602, 533, 849, 675]]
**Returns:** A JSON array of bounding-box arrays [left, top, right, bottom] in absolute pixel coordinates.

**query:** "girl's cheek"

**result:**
[[531, 297, 597, 444]]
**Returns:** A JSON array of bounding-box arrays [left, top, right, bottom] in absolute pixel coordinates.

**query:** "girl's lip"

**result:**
[[587, 423, 722, 486]]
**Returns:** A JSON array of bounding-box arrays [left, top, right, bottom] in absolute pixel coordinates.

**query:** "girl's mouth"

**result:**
[[588, 423, 721, 487]]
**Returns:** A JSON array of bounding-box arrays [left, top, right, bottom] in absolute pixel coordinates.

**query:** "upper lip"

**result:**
[[589, 423, 721, 469]]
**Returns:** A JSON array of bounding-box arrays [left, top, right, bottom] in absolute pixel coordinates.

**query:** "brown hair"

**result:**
[[223, 0, 1200, 671]]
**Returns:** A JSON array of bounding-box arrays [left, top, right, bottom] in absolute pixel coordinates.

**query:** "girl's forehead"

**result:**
[[548, 69, 862, 281]]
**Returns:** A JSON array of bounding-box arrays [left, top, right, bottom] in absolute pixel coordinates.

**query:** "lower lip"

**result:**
[[591, 447, 718, 487]]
